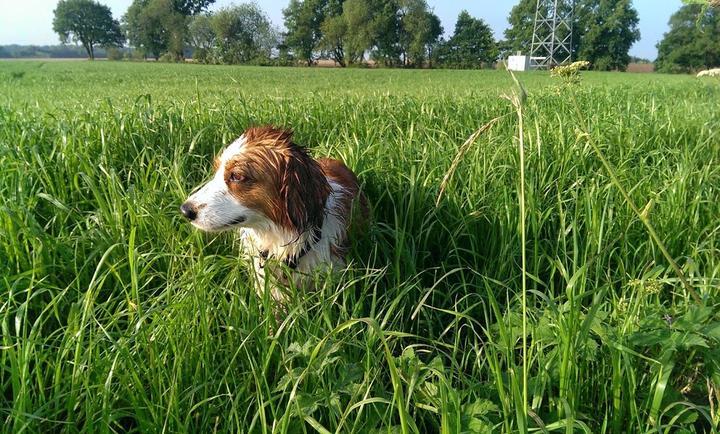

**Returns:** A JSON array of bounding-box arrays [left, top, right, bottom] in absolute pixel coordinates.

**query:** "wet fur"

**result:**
[[183, 126, 368, 301]]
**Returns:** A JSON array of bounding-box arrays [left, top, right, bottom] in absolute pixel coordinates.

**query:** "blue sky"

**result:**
[[0, 0, 683, 60]]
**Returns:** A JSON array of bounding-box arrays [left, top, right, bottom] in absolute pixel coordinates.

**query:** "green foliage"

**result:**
[[397, 0, 442, 67], [289, 0, 441, 68], [172, 0, 215, 15], [682, 0, 720, 7], [435, 11, 497, 69], [1, 61, 720, 432], [503, 0, 537, 56], [656, 4, 720, 73], [106, 47, 124, 61], [123, 0, 180, 59], [319, 0, 347, 66], [209, 4, 278, 65], [319, 0, 398, 66], [504, 0, 640, 71], [52, 0, 124, 60], [319, 13, 348, 66], [283, 0, 328, 66], [576, 0, 641, 71], [185, 3, 278, 65], [629, 301, 720, 429], [122, 0, 212, 60], [187, 13, 214, 51], [367, 0, 402, 66], [340, 0, 375, 64]]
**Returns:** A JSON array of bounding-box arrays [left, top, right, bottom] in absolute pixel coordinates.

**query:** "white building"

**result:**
[[507, 55, 530, 71]]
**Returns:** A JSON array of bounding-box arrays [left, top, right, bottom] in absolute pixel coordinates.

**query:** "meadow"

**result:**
[[0, 61, 719, 433]]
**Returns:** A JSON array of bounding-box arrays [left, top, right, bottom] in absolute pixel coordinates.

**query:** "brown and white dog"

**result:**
[[181, 126, 367, 300]]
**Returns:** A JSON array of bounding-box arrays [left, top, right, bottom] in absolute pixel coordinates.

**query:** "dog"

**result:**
[[181, 125, 367, 301]]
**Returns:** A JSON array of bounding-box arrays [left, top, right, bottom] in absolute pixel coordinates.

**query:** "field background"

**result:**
[[1, 61, 719, 433]]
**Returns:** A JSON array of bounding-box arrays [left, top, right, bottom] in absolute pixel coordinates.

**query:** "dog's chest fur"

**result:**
[[240, 179, 349, 299]]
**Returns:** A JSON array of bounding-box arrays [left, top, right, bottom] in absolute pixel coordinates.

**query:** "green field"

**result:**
[[1, 61, 719, 433]]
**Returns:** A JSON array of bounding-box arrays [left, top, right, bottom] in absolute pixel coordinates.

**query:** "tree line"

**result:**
[[51, 0, 719, 71], [0, 44, 115, 59]]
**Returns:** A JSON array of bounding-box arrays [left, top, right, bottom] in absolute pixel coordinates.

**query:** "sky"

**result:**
[[0, 0, 683, 60]]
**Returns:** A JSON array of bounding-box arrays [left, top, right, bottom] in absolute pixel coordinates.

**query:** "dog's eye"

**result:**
[[229, 172, 247, 183]]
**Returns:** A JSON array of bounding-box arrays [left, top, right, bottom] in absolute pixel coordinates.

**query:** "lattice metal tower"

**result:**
[[530, 0, 574, 68]]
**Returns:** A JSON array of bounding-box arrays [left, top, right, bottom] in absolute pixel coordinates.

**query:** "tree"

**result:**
[[341, 0, 375, 64], [188, 14, 215, 50], [288, 0, 440, 68], [123, 0, 213, 60], [52, 0, 124, 60], [211, 4, 278, 64], [124, 0, 175, 59], [337, 0, 411, 67], [172, 0, 215, 15], [682, 0, 720, 7], [397, 0, 442, 67], [157, 0, 188, 59], [438, 10, 497, 69], [319, 13, 348, 66], [188, 13, 215, 62], [423, 12, 442, 67], [369, 0, 402, 66], [318, 0, 391, 66], [503, 0, 537, 56], [319, 0, 347, 65], [656, 4, 720, 72], [577, 0, 640, 70], [283, 0, 328, 66]]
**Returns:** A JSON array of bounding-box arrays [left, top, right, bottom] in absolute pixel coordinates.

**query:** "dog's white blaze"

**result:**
[[186, 135, 262, 231], [219, 136, 247, 163]]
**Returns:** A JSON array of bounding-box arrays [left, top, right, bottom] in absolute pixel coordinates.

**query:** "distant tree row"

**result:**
[[50, 0, 498, 68], [282, 0, 499, 68], [0, 44, 115, 59], [50, 0, 720, 71]]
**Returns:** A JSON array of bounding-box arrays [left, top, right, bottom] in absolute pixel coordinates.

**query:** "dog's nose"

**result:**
[[180, 202, 197, 221]]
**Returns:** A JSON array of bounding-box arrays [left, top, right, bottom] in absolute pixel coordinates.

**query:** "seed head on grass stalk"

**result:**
[[501, 68, 529, 433], [435, 116, 503, 208]]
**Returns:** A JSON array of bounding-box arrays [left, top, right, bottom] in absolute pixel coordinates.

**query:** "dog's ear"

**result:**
[[281, 146, 330, 234]]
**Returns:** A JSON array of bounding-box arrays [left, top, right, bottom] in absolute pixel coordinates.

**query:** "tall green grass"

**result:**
[[1, 61, 719, 433]]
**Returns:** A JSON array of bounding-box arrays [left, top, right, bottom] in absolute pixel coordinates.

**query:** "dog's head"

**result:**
[[181, 126, 331, 235]]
